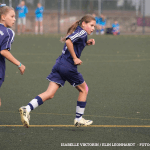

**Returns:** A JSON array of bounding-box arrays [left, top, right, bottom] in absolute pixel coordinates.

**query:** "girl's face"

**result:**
[[115, 21, 118, 24], [37, 3, 41, 7], [2, 10, 16, 28], [82, 20, 96, 35], [21, 1, 25, 6]]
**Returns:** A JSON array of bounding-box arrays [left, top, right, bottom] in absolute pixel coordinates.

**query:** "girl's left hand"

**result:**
[[86, 39, 95, 46], [19, 64, 26, 75]]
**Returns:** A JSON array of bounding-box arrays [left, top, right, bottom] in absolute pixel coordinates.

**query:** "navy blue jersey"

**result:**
[[0, 24, 15, 81], [61, 26, 87, 65], [47, 26, 88, 86]]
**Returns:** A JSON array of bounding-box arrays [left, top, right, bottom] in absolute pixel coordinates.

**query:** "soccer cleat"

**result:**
[[74, 118, 93, 127], [19, 106, 30, 128]]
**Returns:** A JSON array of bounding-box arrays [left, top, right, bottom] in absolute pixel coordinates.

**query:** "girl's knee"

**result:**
[[48, 95, 54, 99], [80, 87, 88, 96], [43, 91, 55, 101]]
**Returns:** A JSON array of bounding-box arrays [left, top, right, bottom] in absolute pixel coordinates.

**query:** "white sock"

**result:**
[[26, 105, 31, 112], [26, 96, 43, 112]]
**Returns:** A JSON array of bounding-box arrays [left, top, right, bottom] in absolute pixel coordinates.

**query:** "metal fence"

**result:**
[[3, 0, 150, 34]]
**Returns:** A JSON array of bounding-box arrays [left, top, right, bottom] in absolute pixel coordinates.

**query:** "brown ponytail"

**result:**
[[67, 20, 80, 35], [61, 20, 80, 42], [61, 14, 95, 42]]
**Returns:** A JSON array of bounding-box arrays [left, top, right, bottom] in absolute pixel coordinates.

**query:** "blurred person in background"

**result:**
[[99, 14, 106, 35], [92, 13, 106, 35], [92, 13, 101, 35], [16, 1, 28, 34], [112, 20, 120, 35], [35, 2, 44, 35]]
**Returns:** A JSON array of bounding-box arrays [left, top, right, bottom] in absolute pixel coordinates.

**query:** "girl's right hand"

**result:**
[[73, 58, 82, 65], [19, 64, 26, 75]]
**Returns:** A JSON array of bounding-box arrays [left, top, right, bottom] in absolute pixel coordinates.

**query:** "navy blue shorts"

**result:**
[[0, 79, 3, 87], [47, 62, 84, 87]]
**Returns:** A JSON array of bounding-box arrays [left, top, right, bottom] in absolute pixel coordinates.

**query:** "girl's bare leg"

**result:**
[[39, 21, 43, 34], [76, 81, 88, 102], [39, 82, 60, 102], [24, 82, 60, 112], [19, 82, 60, 127], [17, 25, 20, 34], [22, 25, 25, 33], [35, 21, 38, 34], [74, 81, 92, 126]]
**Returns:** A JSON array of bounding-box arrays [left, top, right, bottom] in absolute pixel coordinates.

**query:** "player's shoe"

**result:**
[[19, 106, 30, 128], [74, 118, 93, 127]]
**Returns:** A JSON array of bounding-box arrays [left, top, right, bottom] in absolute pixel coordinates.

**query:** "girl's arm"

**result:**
[[1, 50, 25, 75], [86, 39, 95, 46], [40, 7, 44, 13], [16, 6, 20, 11], [25, 6, 28, 14], [66, 39, 82, 65], [35, 8, 40, 14]]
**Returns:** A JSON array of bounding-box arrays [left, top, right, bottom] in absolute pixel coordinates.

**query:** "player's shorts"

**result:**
[[18, 17, 26, 25], [0, 79, 3, 87], [100, 24, 106, 27], [35, 17, 43, 22], [47, 62, 84, 87]]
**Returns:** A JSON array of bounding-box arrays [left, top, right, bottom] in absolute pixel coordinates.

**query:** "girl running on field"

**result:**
[[0, 4, 25, 99], [19, 14, 96, 128]]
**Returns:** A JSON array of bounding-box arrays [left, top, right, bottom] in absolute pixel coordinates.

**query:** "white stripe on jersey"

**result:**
[[9, 28, 15, 44], [6, 29, 10, 49], [71, 32, 87, 43], [6, 28, 15, 50], [70, 33, 79, 41], [72, 30, 86, 40], [70, 30, 86, 41]]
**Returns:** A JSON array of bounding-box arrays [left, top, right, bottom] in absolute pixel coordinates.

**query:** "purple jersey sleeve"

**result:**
[[1, 28, 15, 51], [66, 30, 87, 43]]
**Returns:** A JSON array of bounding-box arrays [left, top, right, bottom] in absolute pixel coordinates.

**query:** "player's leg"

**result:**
[[76, 81, 88, 102], [21, 81, 59, 112], [63, 66, 93, 127], [39, 19, 43, 34], [74, 81, 93, 127], [101, 25, 106, 35], [17, 18, 21, 35], [19, 82, 60, 127], [22, 18, 26, 33], [35, 20, 38, 34], [27, 81, 59, 111], [17, 25, 20, 34], [22, 25, 25, 33], [38, 81, 60, 102], [96, 24, 100, 35], [100, 25, 104, 34]]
